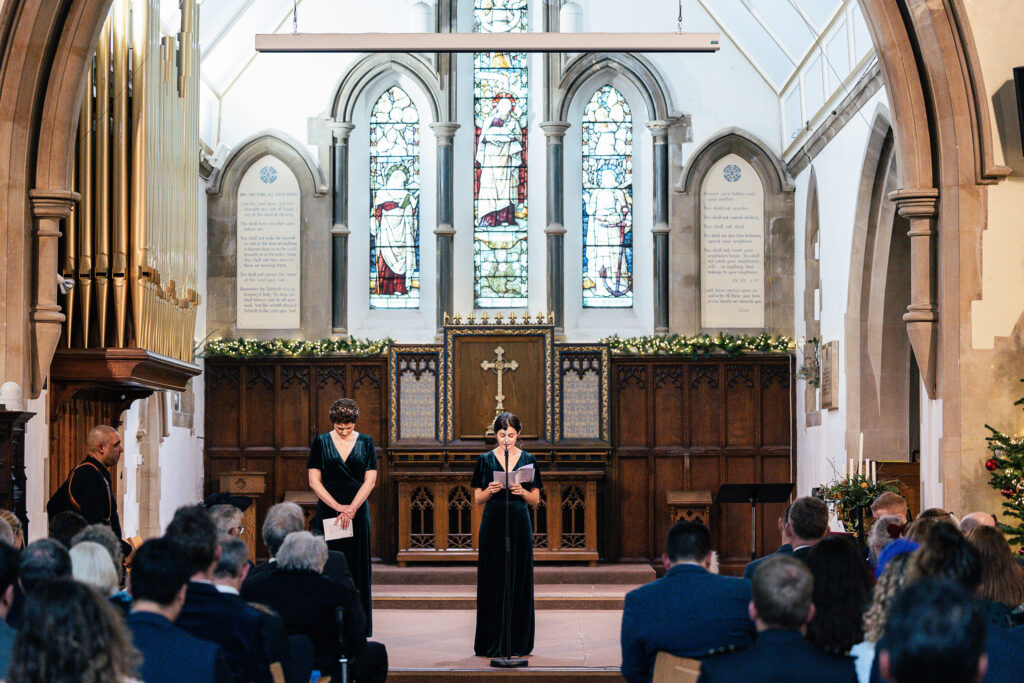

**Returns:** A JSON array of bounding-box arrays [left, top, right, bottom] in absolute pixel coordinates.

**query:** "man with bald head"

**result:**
[[960, 511, 997, 534], [47, 425, 126, 550]]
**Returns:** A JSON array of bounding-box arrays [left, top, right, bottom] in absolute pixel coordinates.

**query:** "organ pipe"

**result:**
[[63, 0, 200, 364]]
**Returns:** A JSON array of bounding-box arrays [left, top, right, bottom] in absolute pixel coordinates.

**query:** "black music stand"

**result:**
[[715, 483, 794, 560]]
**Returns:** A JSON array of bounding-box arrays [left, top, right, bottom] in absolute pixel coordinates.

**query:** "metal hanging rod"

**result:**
[[254, 32, 720, 54]]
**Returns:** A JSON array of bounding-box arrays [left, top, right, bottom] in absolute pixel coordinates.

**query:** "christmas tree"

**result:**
[[984, 391, 1024, 552]]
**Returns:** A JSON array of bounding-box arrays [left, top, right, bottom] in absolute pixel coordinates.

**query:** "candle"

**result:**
[[872, 460, 877, 484], [849, 458, 854, 481], [842, 459, 847, 481], [858, 433, 864, 476]]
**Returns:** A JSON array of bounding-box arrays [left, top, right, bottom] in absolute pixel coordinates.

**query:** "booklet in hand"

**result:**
[[493, 464, 535, 487], [323, 516, 355, 541]]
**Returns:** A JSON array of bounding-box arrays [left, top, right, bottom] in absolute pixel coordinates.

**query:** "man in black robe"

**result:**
[[58, 425, 130, 556]]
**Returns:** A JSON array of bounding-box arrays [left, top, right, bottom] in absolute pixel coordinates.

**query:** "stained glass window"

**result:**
[[473, 0, 528, 308], [582, 85, 633, 307], [370, 86, 420, 309]]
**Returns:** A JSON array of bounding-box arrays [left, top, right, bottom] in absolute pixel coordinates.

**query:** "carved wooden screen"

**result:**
[[611, 355, 794, 574], [204, 358, 389, 559]]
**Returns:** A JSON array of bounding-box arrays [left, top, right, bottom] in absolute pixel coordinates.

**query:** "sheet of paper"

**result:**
[[323, 517, 354, 541], [493, 465, 535, 487]]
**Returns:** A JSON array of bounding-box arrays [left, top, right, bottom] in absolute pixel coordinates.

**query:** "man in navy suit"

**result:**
[[165, 505, 271, 683], [877, 579, 986, 683], [125, 537, 228, 683], [787, 496, 829, 562], [743, 504, 793, 579], [620, 521, 756, 683], [698, 556, 857, 682]]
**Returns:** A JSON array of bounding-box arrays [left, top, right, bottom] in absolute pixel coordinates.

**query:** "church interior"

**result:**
[[2, 0, 1024, 678]]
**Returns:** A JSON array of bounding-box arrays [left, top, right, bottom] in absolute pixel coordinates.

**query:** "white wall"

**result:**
[[203, 0, 781, 343], [789, 90, 942, 502]]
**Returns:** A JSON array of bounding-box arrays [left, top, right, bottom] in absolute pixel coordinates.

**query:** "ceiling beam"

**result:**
[[254, 32, 721, 54]]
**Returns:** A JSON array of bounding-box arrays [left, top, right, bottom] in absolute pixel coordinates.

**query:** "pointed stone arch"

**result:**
[[556, 52, 674, 122], [673, 128, 795, 336], [329, 53, 443, 123]]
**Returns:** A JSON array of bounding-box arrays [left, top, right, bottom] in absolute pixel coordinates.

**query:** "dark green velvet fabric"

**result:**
[[471, 450, 542, 657]]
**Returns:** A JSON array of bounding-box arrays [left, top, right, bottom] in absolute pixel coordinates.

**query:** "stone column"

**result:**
[[28, 189, 78, 395], [541, 122, 571, 335], [648, 120, 670, 333], [328, 122, 355, 335], [890, 187, 940, 398], [430, 122, 459, 335]]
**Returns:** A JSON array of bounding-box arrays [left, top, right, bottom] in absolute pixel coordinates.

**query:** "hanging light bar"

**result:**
[[254, 32, 720, 54]]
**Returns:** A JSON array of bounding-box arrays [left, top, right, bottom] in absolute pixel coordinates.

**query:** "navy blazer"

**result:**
[[176, 581, 271, 683], [620, 563, 756, 683], [742, 544, 793, 580], [126, 611, 228, 683], [244, 550, 356, 594], [698, 628, 857, 683]]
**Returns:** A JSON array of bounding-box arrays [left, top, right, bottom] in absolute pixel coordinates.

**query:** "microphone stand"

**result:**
[[490, 440, 527, 668]]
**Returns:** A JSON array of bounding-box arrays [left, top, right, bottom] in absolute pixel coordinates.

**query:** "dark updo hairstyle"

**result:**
[[329, 398, 360, 425], [492, 412, 522, 435]]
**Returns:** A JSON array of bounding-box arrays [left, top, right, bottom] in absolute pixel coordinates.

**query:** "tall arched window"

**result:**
[[473, 0, 528, 308], [582, 85, 632, 307], [369, 86, 420, 309]]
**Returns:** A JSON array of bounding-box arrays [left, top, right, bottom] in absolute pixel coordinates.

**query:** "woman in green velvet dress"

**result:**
[[308, 397, 377, 636], [472, 412, 542, 657]]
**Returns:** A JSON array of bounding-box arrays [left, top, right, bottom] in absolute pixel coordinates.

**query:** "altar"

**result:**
[[204, 316, 794, 574]]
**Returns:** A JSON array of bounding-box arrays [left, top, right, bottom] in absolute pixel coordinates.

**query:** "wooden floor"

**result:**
[[370, 564, 653, 681]]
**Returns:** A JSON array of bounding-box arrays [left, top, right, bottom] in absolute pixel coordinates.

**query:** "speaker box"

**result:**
[[1014, 66, 1024, 156]]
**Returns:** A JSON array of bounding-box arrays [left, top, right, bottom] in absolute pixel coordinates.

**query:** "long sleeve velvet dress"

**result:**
[[307, 431, 376, 637], [472, 450, 542, 657]]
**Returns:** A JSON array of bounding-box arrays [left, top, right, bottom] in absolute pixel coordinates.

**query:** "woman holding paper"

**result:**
[[471, 412, 542, 658], [308, 397, 377, 636]]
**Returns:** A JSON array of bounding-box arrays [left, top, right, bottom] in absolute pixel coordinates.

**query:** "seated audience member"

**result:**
[[787, 496, 830, 561], [214, 535, 293, 680], [127, 537, 228, 683], [620, 521, 756, 683], [965, 525, 1024, 627], [743, 504, 793, 580], [877, 580, 987, 683], [7, 578, 140, 683], [806, 535, 873, 654], [243, 531, 388, 683], [0, 511, 24, 550], [209, 503, 246, 538], [19, 538, 71, 593], [165, 504, 271, 683], [245, 501, 355, 592], [867, 515, 904, 567], [698, 556, 858, 683], [916, 507, 958, 527], [69, 540, 119, 602], [869, 492, 908, 524], [71, 523, 130, 611], [0, 518, 14, 549], [869, 521, 1024, 683], [851, 552, 912, 683], [873, 515, 947, 579], [0, 543, 20, 678], [47, 509, 88, 549], [960, 511, 998, 534]]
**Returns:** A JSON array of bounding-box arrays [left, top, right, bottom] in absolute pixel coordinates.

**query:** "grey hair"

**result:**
[[0, 517, 14, 548], [72, 524, 124, 583], [262, 502, 305, 557], [276, 531, 328, 573], [868, 515, 904, 564], [214, 536, 250, 578], [70, 541, 118, 595], [208, 504, 244, 537]]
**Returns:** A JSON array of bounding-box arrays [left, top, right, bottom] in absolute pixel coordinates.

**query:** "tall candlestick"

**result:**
[[871, 460, 877, 484], [858, 433, 864, 476], [842, 459, 847, 481]]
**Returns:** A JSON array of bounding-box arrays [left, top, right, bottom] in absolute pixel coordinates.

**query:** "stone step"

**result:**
[[373, 584, 636, 610], [373, 563, 655, 586]]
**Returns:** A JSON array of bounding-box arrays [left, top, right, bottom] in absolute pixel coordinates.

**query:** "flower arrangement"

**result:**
[[819, 473, 898, 533], [602, 332, 792, 357], [201, 337, 392, 359]]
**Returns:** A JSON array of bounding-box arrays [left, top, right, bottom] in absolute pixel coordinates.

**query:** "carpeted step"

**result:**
[[373, 563, 655, 586], [387, 668, 625, 681], [373, 583, 637, 610]]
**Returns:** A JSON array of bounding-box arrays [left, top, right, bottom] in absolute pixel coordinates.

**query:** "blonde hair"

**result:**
[[0, 510, 23, 548], [863, 551, 911, 642], [70, 542, 118, 596]]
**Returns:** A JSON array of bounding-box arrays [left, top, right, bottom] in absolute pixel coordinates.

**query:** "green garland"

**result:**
[[201, 337, 391, 358], [602, 333, 793, 356]]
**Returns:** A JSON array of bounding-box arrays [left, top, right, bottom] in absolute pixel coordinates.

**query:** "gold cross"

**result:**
[[481, 346, 519, 435]]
